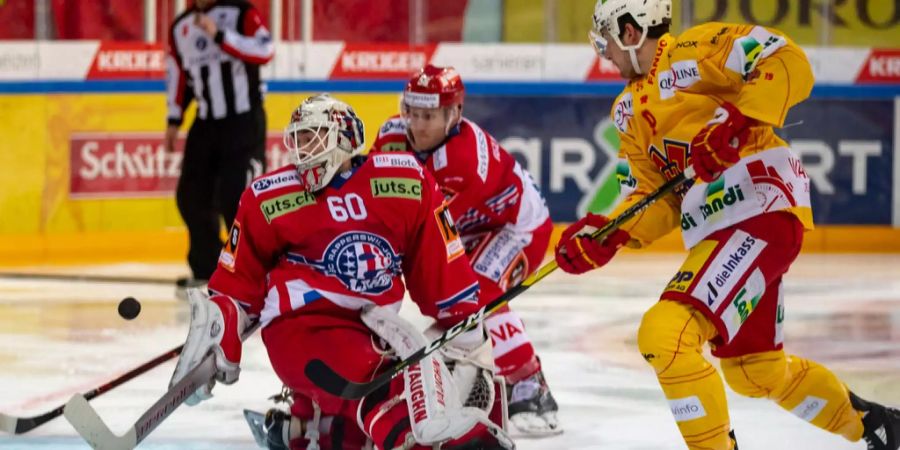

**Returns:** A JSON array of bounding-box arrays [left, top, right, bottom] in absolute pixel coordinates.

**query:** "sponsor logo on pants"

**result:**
[[791, 396, 827, 423], [690, 230, 767, 313], [721, 268, 767, 340], [668, 396, 707, 422], [667, 240, 717, 294]]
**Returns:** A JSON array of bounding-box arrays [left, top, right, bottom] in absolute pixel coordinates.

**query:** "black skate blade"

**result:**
[[243, 410, 268, 449]]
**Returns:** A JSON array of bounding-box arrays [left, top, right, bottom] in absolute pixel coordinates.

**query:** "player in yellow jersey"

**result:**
[[553, 0, 900, 449]]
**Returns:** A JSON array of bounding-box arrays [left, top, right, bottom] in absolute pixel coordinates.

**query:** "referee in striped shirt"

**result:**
[[165, 0, 274, 296]]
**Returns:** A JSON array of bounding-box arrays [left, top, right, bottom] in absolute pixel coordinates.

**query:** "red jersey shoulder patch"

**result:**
[[218, 220, 242, 272], [434, 202, 465, 261]]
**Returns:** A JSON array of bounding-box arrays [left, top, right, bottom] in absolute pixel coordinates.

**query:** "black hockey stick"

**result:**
[[64, 322, 260, 449], [305, 167, 696, 400], [0, 344, 183, 434], [0, 272, 175, 285]]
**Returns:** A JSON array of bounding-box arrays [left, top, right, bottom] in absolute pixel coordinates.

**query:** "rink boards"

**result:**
[[0, 80, 898, 263]]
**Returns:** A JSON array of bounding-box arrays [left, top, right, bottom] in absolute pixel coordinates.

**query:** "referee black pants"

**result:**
[[176, 108, 266, 280]]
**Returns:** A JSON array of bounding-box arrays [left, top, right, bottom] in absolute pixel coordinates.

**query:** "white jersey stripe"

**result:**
[[232, 60, 251, 114], [206, 62, 227, 119]]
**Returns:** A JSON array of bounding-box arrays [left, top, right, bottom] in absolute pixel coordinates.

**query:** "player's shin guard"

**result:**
[[484, 307, 539, 382], [360, 306, 512, 449], [358, 373, 513, 450], [720, 351, 864, 442], [486, 307, 559, 436], [638, 301, 734, 450]]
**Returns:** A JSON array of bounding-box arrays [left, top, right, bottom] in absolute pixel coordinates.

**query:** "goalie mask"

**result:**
[[283, 94, 365, 191], [590, 0, 671, 75]]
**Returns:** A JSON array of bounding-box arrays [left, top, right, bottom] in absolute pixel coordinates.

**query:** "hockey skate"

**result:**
[[506, 369, 561, 437], [850, 391, 900, 450], [243, 408, 291, 449], [729, 429, 739, 449]]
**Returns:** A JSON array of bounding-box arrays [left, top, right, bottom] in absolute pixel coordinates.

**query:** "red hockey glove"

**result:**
[[690, 102, 752, 182], [554, 213, 631, 274]]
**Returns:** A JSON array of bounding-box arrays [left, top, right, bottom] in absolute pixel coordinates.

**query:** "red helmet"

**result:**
[[403, 64, 465, 109]]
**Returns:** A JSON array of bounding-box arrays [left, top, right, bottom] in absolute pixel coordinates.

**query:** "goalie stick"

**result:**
[[305, 167, 697, 400], [64, 322, 260, 449], [0, 345, 183, 434]]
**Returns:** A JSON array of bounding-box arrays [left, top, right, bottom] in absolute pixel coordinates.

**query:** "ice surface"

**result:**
[[1, 254, 898, 449]]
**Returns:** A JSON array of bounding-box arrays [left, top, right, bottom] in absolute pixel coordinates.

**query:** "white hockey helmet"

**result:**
[[590, 0, 672, 74], [283, 94, 365, 191]]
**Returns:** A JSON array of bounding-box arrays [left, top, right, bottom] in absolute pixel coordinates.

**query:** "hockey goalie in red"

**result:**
[[371, 64, 560, 436], [169, 94, 514, 450]]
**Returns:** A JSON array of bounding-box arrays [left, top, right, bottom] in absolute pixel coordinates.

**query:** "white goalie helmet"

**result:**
[[283, 94, 365, 191], [590, 0, 672, 74]]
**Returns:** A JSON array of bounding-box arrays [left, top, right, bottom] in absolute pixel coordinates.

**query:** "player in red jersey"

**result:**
[[169, 94, 514, 450], [371, 65, 560, 436]]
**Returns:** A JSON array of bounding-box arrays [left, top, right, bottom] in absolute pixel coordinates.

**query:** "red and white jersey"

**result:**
[[372, 115, 549, 237], [208, 154, 481, 328]]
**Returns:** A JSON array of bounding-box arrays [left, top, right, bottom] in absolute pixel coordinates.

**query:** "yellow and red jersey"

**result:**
[[611, 23, 816, 249]]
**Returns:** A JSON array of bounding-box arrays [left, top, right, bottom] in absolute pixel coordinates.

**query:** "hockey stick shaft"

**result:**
[[64, 322, 260, 449], [0, 344, 183, 434], [0, 272, 175, 285], [305, 167, 695, 399]]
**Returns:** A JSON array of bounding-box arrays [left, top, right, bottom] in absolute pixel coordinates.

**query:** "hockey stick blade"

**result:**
[[64, 323, 259, 449], [304, 169, 693, 400], [0, 412, 20, 434], [1, 410, 50, 434], [65, 356, 217, 449], [1, 407, 67, 435], [0, 345, 182, 435], [64, 395, 133, 450]]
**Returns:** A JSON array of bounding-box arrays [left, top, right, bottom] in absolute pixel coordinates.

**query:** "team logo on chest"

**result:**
[[649, 138, 694, 197], [322, 232, 402, 295]]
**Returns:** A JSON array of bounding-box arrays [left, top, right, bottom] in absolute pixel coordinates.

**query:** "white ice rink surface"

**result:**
[[1, 253, 899, 450]]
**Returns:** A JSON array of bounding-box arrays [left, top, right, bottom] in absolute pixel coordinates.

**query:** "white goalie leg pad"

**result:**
[[405, 357, 474, 444], [425, 323, 497, 414], [406, 361, 514, 448], [361, 307, 504, 446]]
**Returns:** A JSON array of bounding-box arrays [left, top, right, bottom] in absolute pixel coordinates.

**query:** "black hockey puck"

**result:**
[[118, 296, 141, 320]]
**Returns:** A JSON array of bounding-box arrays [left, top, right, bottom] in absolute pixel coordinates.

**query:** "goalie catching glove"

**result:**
[[169, 288, 250, 405]]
